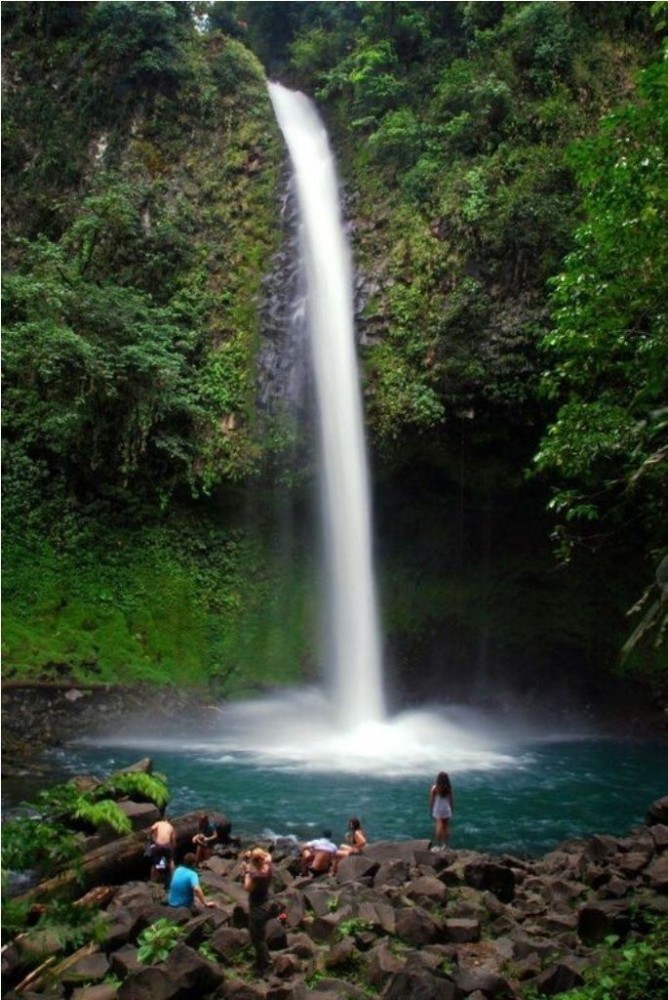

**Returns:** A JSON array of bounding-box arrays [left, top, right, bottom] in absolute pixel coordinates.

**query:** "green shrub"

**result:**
[[531, 920, 668, 1000], [137, 918, 183, 964]]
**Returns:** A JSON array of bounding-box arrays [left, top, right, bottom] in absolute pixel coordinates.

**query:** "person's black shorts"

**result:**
[[152, 845, 173, 864]]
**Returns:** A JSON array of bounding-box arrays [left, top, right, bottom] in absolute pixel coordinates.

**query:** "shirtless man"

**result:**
[[149, 814, 176, 880], [300, 830, 338, 876]]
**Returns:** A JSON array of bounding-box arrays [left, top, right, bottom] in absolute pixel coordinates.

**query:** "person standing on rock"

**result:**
[[149, 812, 176, 880], [242, 847, 273, 975], [429, 771, 454, 848]]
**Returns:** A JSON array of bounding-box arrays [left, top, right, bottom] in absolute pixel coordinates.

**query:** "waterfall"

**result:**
[[268, 83, 385, 729], [83, 86, 523, 776]]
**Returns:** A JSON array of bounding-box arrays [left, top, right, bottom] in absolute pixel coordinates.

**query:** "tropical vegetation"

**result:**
[[2, 1, 666, 702]]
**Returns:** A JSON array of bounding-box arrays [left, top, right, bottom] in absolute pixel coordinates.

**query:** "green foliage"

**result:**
[[88, 1, 190, 97], [31, 900, 109, 953], [2, 217, 206, 506], [2, 782, 90, 875], [137, 918, 184, 964], [531, 919, 668, 1000], [337, 917, 373, 940], [71, 800, 132, 837], [197, 939, 219, 964], [535, 35, 668, 657], [0, 897, 31, 939], [95, 772, 170, 810], [2, 509, 314, 691], [534, 46, 668, 660], [1, 772, 170, 878]]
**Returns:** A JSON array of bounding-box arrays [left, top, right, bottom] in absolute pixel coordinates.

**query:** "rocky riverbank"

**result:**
[[2, 755, 667, 1000], [1, 683, 223, 781]]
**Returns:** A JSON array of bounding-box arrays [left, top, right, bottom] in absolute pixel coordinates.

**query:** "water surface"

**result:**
[[44, 732, 666, 857]]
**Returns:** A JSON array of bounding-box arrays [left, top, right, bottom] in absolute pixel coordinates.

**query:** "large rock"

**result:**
[[365, 942, 405, 989], [533, 959, 586, 996], [455, 964, 512, 998], [646, 853, 668, 892], [464, 862, 515, 903], [72, 987, 119, 1000], [577, 900, 632, 944], [358, 900, 396, 936], [443, 918, 480, 943], [394, 905, 442, 946], [209, 926, 249, 962], [381, 969, 456, 1000], [335, 855, 378, 883], [364, 840, 432, 864], [163, 942, 224, 994], [117, 966, 181, 1000], [61, 952, 110, 984], [112, 801, 161, 832], [646, 796, 668, 826], [405, 875, 447, 905]]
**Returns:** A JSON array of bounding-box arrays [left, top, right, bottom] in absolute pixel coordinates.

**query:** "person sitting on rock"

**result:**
[[333, 816, 367, 874], [167, 852, 218, 912], [192, 812, 218, 866], [299, 830, 338, 876]]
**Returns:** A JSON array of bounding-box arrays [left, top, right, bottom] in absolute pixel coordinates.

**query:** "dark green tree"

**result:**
[[534, 46, 668, 660]]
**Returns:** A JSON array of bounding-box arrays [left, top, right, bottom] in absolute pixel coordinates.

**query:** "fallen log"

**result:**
[[14, 810, 233, 906], [15, 941, 99, 994]]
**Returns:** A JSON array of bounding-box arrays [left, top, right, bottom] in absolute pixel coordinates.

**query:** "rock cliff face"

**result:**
[[3, 771, 668, 999]]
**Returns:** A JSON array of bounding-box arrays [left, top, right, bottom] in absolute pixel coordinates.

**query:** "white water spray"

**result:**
[[268, 82, 385, 729]]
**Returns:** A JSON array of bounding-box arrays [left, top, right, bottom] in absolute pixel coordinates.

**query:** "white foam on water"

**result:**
[[82, 687, 536, 775]]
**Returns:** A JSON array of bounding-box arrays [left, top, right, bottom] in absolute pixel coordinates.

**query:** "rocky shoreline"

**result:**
[[2, 754, 667, 1000], [1, 683, 223, 781]]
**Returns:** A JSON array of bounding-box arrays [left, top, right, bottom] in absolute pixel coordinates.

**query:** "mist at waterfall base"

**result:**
[[61, 88, 666, 856]]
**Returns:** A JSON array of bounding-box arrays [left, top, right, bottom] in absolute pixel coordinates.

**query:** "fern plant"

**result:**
[[72, 799, 132, 836], [2, 770, 171, 884], [94, 771, 170, 810]]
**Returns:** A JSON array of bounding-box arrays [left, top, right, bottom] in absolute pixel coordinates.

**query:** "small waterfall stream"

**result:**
[[268, 83, 385, 729]]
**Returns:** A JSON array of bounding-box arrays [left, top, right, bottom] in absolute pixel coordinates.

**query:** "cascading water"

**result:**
[[267, 82, 385, 729], [77, 86, 558, 776]]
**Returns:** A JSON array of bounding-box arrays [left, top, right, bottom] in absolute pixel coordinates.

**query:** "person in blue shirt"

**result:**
[[168, 853, 217, 911]]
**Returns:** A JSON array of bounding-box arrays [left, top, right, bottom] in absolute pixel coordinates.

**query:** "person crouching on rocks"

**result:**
[[192, 812, 218, 866], [299, 830, 338, 876], [242, 847, 273, 975]]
